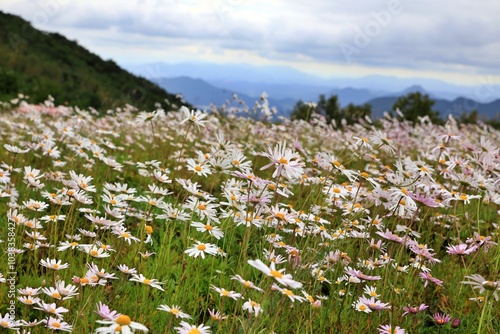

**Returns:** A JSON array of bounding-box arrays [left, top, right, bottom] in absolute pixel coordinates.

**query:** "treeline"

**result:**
[[291, 92, 494, 127], [0, 11, 188, 112]]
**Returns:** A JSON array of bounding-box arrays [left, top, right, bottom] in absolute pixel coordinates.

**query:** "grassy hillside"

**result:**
[[0, 11, 188, 111]]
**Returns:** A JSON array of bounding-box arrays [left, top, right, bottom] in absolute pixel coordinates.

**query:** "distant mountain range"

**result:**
[[368, 94, 500, 120], [126, 62, 500, 119], [150, 75, 500, 120], [126, 62, 500, 100], [154, 77, 297, 113]]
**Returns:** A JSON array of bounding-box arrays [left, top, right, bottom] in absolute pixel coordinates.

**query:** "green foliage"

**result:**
[[290, 100, 313, 121], [316, 94, 340, 125], [485, 117, 500, 129], [0, 11, 189, 112], [341, 102, 372, 125], [0, 68, 18, 98], [458, 109, 479, 125], [292, 94, 371, 127], [392, 92, 442, 124]]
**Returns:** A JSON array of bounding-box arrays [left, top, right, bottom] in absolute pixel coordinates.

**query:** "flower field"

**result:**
[[0, 97, 499, 333]]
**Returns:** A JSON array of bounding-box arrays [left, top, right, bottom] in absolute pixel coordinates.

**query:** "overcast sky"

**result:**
[[2, 0, 500, 85]]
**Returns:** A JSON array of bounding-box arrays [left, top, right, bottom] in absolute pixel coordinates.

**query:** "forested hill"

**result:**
[[0, 11, 188, 111]]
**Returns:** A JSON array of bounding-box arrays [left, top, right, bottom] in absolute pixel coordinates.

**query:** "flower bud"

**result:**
[[451, 318, 461, 329]]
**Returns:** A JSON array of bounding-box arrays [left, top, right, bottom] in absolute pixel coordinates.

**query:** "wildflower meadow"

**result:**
[[0, 95, 499, 333]]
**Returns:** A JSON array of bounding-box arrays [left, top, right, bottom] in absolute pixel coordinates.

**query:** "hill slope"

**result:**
[[0, 11, 187, 111]]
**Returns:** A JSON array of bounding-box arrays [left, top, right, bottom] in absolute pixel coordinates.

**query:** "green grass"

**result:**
[[0, 100, 499, 334]]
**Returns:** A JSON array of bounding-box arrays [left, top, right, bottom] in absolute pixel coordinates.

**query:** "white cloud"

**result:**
[[1, 0, 500, 84]]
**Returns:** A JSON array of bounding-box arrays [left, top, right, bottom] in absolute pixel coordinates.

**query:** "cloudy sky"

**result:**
[[2, 0, 500, 86]]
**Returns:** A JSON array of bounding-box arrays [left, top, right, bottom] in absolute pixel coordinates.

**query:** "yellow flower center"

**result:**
[[278, 157, 288, 164], [275, 212, 285, 220], [283, 289, 294, 296], [116, 315, 132, 326], [197, 244, 206, 251], [188, 329, 201, 334], [359, 304, 367, 311], [270, 270, 283, 278], [195, 165, 202, 172], [115, 325, 122, 332], [80, 277, 89, 284], [145, 225, 153, 234], [483, 281, 498, 291], [50, 308, 56, 313], [121, 233, 130, 239], [197, 204, 206, 210], [91, 250, 99, 256], [52, 292, 62, 299], [52, 264, 59, 269], [171, 309, 179, 314], [143, 279, 151, 285], [51, 322, 61, 328], [205, 224, 213, 231], [1, 321, 9, 327]]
